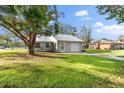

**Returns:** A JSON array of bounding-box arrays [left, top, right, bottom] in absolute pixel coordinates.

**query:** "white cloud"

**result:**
[[93, 22, 124, 35], [75, 10, 88, 16], [94, 22, 103, 27]]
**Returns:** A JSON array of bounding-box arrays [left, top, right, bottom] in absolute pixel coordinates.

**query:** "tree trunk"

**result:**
[[20, 34, 36, 55], [12, 46, 14, 50], [28, 45, 34, 55], [27, 34, 36, 55]]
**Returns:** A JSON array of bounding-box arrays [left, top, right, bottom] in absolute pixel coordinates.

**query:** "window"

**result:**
[[35, 43, 40, 48], [46, 43, 50, 48], [61, 42, 64, 50]]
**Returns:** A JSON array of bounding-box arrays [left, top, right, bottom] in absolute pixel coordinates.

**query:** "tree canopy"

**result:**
[[97, 5, 124, 24], [119, 35, 124, 42], [0, 5, 59, 55]]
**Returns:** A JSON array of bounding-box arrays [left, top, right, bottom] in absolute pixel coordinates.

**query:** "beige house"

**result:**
[[89, 39, 124, 50], [34, 34, 83, 53]]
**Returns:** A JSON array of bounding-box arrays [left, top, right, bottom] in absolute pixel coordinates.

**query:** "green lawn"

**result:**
[[0, 48, 124, 88], [84, 49, 111, 53], [103, 50, 124, 57], [85, 49, 124, 57]]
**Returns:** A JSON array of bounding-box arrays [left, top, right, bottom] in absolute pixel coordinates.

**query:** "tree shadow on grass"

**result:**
[[0, 52, 25, 57], [0, 63, 123, 88], [0, 52, 66, 60], [117, 56, 124, 58], [32, 53, 66, 59]]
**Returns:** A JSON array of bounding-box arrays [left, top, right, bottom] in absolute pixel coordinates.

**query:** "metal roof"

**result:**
[[36, 35, 57, 43], [36, 34, 83, 42], [55, 34, 83, 42]]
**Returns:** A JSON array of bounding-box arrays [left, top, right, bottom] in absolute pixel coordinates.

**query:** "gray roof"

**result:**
[[36, 35, 57, 43], [55, 34, 83, 42]]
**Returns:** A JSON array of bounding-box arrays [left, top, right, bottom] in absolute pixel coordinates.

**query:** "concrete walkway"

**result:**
[[82, 53, 124, 61]]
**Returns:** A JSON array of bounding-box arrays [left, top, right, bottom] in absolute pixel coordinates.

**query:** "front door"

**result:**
[[98, 44, 100, 49]]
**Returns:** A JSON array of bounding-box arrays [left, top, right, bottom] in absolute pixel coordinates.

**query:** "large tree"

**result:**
[[0, 5, 58, 55], [59, 23, 77, 36], [96, 5, 124, 24], [119, 35, 124, 42], [80, 25, 92, 48]]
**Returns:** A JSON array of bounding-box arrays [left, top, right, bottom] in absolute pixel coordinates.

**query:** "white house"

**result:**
[[34, 34, 83, 53]]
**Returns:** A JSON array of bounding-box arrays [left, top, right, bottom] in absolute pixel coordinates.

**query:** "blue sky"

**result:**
[[57, 5, 124, 40], [0, 5, 124, 40]]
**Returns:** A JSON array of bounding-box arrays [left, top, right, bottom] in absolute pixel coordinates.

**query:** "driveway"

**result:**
[[82, 52, 124, 61]]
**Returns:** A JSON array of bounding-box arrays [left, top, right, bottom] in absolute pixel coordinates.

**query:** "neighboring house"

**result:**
[[34, 34, 83, 53], [89, 39, 124, 50], [112, 40, 124, 49], [0, 46, 6, 49], [89, 39, 112, 50]]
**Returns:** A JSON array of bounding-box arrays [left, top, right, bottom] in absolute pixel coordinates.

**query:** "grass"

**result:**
[[84, 49, 124, 57], [0, 48, 124, 88], [84, 49, 111, 53], [103, 50, 124, 57]]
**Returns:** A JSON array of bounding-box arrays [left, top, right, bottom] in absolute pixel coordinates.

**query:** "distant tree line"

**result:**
[[0, 32, 26, 49]]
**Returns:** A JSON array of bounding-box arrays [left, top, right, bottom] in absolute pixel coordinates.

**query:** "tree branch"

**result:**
[[2, 19, 30, 42]]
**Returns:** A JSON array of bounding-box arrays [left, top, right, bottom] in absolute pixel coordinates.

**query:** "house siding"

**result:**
[[89, 43, 99, 49], [89, 41, 124, 50], [34, 34, 83, 53], [70, 42, 82, 52], [99, 43, 112, 50], [89, 43, 112, 50], [34, 42, 54, 52], [57, 41, 82, 52]]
